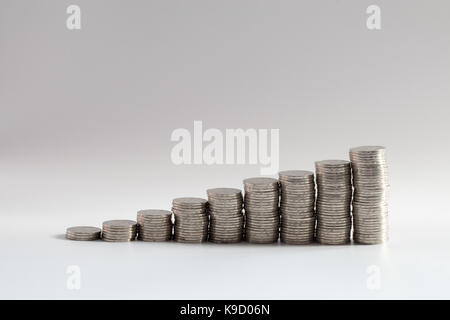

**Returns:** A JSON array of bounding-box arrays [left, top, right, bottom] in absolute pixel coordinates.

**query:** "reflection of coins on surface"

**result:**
[[315, 160, 352, 245], [102, 220, 137, 242], [350, 146, 389, 244], [207, 188, 243, 243], [243, 177, 279, 244], [173, 197, 208, 243], [278, 170, 315, 245], [66, 226, 101, 241], [137, 209, 172, 242]]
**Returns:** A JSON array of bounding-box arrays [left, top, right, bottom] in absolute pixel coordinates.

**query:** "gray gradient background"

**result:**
[[1, 0, 450, 299]]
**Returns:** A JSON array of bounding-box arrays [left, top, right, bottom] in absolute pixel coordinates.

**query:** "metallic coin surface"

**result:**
[[278, 170, 315, 244], [350, 146, 389, 244]]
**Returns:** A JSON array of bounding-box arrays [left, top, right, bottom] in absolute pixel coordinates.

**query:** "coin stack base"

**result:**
[[66, 226, 101, 241], [279, 171, 316, 245], [102, 220, 137, 242], [207, 188, 243, 243], [173, 197, 208, 243], [137, 209, 173, 242], [244, 178, 280, 244], [350, 146, 389, 244], [315, 160, 352, 245]]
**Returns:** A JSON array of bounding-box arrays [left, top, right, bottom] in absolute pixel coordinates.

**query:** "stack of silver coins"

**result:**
[[350, 146, 389, 244], [66, 226, 101, 241], [137, 209, 173, 241], [315, 160, 352, 244], [279, 171, 316, 244], [102, 220, 137, 242], [207, 188, 244, 243], [243, 178, 279, 243], [172, 197, 208, 243]]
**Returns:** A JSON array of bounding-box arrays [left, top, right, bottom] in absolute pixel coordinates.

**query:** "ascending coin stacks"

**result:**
[[66, 146, 389, 246], [278, 170, 316, 244]]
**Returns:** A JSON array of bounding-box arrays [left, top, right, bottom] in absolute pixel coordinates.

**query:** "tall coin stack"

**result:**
[[278, 171, 316, 244], [243, 178, 280, 244], [137, 209, 173, 241], [315, 160, 352, 245], [102, 220, 137, 242], [350, 146, 389, 244], [207, 188, 244, 243], [172, 197, 208, 243]]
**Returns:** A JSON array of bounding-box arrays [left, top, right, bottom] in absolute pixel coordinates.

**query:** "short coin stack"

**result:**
[[137, 209, 173, 241], [102, 220, 137, 242], [350, 146, 389, 244], [66, 226, 101, 241], [279, 171, 316, 244], [315, 160, 352, 244], [243, 178, 279, 243], [173, 197, 208, 243], [207, 188, 244, 243]]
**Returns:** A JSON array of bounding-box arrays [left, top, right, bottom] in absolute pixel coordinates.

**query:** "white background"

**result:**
[[1, 0, 450, 299]]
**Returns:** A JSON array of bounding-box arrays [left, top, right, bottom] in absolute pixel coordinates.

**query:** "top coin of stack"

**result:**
[[172, 197, 208, 243], [102, 220, 137, 242], [278, 170, 316, 244], [243, 177, 280, 244], [350, 146, 389, 244], [207, 188, 244, 243], [137, 209, 173, 241], [66, 226, 101, 241], [315, 160, 352, 245]]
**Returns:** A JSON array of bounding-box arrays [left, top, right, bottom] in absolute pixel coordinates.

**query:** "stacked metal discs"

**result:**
[[315, 160, 352, 244], [172, 197, 208, 243], [207, 188, 244, 243], [66, 226, 101, 241], [279, 171, 316, 244], [137, 209, 173, 241], [350, 146, 389, 244], [243, 178, 279, 243], [102, 220, 137, 242]]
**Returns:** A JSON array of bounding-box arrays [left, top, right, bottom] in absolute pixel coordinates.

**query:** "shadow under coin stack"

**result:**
[[315, 160, 352, 245], [350, 146, 389, 244], [279, 171, 316, 244], [137, 209, 173, 241], [102, 220, 137, 242], [172, 197, 208, 243], [207, 188, 244, 243], [66, 226, 101, 241], [243, 178, 279, 243]]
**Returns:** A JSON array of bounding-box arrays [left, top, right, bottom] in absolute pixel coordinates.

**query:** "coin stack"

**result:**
[[243, 178, 279, 243], [315, 160, 352, 245], [350, 146, 389, 244], [172, 197, 209, 243], [278, 171, 316, 244], [66, 226, 101, 241], [207, 188, 244, 243], [102, 220, 137, 242], [137, 209, 173, 241]]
